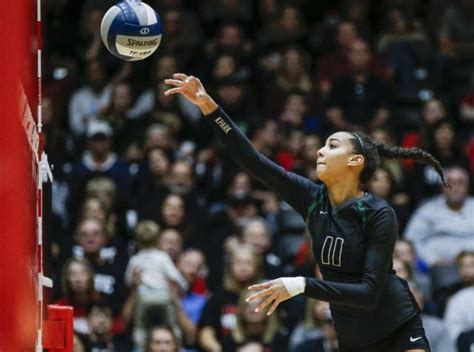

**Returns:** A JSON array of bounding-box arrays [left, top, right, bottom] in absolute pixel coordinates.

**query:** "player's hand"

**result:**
[[164, 73, 209, 105], [246, 279, 292, 315]]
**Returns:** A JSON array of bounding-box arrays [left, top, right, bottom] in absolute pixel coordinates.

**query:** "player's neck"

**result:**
[[326, 180, 363, 207]]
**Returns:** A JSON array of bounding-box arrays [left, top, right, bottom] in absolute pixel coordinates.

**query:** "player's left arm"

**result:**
[[247, 207, 397, 313]]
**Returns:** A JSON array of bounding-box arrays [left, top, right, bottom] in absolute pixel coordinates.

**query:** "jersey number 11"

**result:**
[[321, 236, 344, 267]]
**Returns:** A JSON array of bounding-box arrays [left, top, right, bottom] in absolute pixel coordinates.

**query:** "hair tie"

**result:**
[[352, 132, 366, 156]]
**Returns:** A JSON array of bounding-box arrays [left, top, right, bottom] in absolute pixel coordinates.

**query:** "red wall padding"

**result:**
[[0, 0, 38, 350]]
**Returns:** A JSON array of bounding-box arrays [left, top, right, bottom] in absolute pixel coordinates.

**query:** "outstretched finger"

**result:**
[[164, 79, 184, 87], [173, 73, 188, 81], [164, 87, 182, 96], [256, 294, 276, 313], [246, 287, 273, 303], [267, 298, 281, 315], [248, 281, 272, 291]]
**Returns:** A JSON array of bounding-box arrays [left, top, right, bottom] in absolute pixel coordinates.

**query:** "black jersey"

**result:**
[[206, 107, 419, 346]]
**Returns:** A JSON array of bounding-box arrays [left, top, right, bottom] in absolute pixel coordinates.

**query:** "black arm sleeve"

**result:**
[[206, 107, 321, 219], [303, 207, 397, 310]]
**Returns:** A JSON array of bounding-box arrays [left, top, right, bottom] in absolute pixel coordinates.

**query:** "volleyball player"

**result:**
[[163, 74, 446, 352]]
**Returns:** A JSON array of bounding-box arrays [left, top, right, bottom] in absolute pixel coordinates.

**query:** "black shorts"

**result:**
[[339, 313, 431, 352]]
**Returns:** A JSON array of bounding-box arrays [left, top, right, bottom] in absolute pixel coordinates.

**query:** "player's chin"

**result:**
[[315, 165, 327, 180]]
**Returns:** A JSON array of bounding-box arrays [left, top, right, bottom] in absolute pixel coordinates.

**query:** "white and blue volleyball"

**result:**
[[100, 0, 162, 61]]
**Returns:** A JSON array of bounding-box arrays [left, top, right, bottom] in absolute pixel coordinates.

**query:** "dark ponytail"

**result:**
[[350, 132, 450, 188]]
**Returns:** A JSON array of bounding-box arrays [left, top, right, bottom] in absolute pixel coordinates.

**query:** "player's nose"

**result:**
[[317, 146, 325, 158]]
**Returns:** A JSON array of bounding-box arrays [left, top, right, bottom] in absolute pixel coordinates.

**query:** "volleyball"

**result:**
[[100, 0, 162, 61]]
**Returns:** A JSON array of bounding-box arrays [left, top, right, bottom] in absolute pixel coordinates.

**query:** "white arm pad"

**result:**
[[281, 276, 306, 297]]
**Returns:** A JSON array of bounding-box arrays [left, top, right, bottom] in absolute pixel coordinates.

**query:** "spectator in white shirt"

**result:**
[[68, 60, 112, 136], [404, 166, 474, 266], [444, 286, 474, 344]]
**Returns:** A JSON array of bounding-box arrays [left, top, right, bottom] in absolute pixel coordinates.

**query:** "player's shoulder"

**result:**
[[363, 193, 396, 218], [363, 192, 392, 210]]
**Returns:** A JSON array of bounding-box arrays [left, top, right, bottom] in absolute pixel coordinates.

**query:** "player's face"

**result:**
[[316, 132, 361, 183]]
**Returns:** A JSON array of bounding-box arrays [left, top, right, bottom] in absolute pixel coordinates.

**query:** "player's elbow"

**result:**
[[357, 284, 380, 311], [362, 298, 378, 311]]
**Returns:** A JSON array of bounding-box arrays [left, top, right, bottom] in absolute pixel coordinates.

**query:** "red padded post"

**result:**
[[42, 305, 73, 352]]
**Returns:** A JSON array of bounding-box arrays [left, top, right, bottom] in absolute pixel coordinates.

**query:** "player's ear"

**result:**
[[348, 154, 364, 166]]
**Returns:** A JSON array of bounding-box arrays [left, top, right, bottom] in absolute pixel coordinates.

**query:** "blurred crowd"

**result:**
[[41, 0, 474, 351]]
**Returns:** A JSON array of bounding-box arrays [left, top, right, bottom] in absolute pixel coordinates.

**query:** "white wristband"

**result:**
[[281, 276, 306, 297]]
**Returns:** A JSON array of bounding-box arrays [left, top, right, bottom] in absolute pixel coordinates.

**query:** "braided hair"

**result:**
[[350, 132, 450, 188]]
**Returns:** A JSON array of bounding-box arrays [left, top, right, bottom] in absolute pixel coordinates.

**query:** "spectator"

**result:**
[[68, 60, 112, 136], [457, 329, 474, 352], [326, 39, 392, 132], [103, 81, 149, 159], [409, 283, 455, 352], [55, 258, 101, 335], [367, 166, 410, 232], [457, 251, 474, 287], [143, 82, 191, 142], [198, 244, 262, 351], [68, 218, 129, 314], [288, 299, 330, 352], [158, 228, 184, 264], [158, 194, 196, 244], [134, 147, 171, 221], [264, 47, 313, 117], [70, 120, 132, 210], [241, 219, 283, 280], [79, 301, 131, 350], [158, 9, 202, 67], [275, 130, 305, 172], [392, 257, 412, 281], [166, 160, 207, 235], [439, 0, 474, 97], [221, 289, 286, 352], [291, 134, 322, 180], [258, 4, 307, 52], [401, 98, 448, 153], [407, 118, 470, 203], [444, 285, 474, 345], [249, 119, 279, 158], [394, 240, 432, 303], [80, 196, 119, 240], [404, 166, 474, 266], [173, 249, 208, 349], [81, 176, 131, 236], [146, 325, 181, 352], [278, 92, 322, 135], [315, 21, 360, 96], [124, 220, 187, 349], [131, 55, 180, 119], [212, 76, 257, 131], [459, 91, 474, 139], [204, 22, 253, 61], [205, 192, 260, 290], [370, 127, 405, 185]]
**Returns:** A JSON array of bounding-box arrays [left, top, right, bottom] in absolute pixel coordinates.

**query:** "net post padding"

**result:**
[[0, 0, 39, 350]]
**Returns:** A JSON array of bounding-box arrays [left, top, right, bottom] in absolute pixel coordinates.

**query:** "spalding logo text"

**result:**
[[127, 38, 158, 46]]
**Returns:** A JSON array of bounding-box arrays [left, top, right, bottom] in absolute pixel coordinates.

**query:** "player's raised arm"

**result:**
[[164, 73, 321, 219]]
